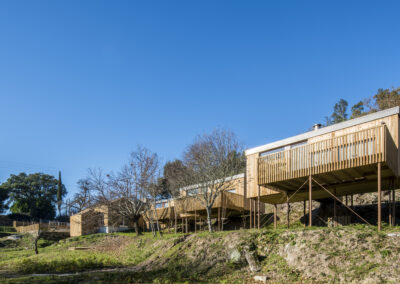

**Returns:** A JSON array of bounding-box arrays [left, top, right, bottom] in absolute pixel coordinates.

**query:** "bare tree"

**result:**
[[32, 226, 42, 255], [85, 146, 160, 236], [161, 160, 190, 233], [71, 178, 94, 213], [181, 129, 244, 232], [147, 182, 164, 237]]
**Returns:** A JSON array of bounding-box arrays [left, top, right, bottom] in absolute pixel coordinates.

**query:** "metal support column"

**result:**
[[378, 162, 382, 231], [249, 199, 252, 229], [175, 211, 177, 234], [389, 190, 392, 226], [334, 188, 337, 227], [287, 197, 290, 229], [393, 189, 396, 226], [258, 186, 261, 229], [221, 193, 224, 231], [274, 204, 277, 229], [195, 210, 197, 233], [309, 175, 312, 227], [253, 200, 256, 229], [218, 207, 221, 231]]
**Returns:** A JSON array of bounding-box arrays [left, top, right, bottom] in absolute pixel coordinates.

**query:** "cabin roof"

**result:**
[[245, 106, 400, 156]]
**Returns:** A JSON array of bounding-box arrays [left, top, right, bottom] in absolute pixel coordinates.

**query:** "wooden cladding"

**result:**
[[174, 191, 250, 214], [153, 207, 175, 220], [258, 125, 397, 185]]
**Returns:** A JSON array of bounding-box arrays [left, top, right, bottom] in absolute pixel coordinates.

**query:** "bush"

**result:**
[[15, 254, 121, 274], [54, 215, 70, 222], [7, 213, 31, 222]]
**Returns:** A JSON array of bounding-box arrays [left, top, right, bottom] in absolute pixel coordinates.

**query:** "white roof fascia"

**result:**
[[178, 173, 245, 192], [245, 106, 400, 156], [156, 199, 172, 203]]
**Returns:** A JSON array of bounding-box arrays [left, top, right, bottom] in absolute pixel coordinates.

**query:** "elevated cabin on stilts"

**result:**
[[245, 107, 400, 231], [173, 174, 266, 232], [143, 199, 177, 233]]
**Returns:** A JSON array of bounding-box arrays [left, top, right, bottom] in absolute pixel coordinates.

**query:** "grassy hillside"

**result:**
[[1, 225, 400, 283]]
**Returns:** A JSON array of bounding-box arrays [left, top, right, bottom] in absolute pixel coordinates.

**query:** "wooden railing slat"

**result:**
[[258, 125, 390, 185]]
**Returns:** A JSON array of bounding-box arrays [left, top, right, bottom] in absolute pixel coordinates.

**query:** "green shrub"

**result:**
[[14, 253, 121, 274]]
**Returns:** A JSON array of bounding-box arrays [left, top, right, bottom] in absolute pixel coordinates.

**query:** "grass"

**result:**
[[262, 253, 301, 282], [0, 234, 126, 274], [0, 231, 195, 275], [1, 269, 249, 284], [0, 229, 250, 283], [14, 253, 121, 274], [1, 224, 400, 283], [0, 226, 16, 233]]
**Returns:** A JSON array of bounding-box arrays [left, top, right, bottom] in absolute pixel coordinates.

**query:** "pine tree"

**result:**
[[57, 171, 62, 217], [325, 99, 348, 126]]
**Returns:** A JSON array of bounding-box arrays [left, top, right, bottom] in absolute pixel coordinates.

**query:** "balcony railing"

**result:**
[[174, 191, 249, 213], [258, 125, 397, 185]]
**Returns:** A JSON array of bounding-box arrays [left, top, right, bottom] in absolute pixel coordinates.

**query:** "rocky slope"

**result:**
[[2, 225, 400, 283]]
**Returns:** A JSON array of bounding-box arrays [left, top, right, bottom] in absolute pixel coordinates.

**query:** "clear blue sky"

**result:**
[[1, 1, 399, 198]]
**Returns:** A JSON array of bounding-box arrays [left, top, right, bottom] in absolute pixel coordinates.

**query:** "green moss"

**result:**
[[13, 253, 121, 274], [1, 225, 399, 283], [380, 249, 391, 258], [261, 253, 301, 282]]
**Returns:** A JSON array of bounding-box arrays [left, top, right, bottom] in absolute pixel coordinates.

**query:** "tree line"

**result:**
[[1, 85, 397, 233], [0, 172, 67, 221], [325, 86, 400, 125], [69, 129, 245, 235]]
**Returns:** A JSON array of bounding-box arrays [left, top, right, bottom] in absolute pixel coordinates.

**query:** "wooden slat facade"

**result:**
[[258, 125, 396, 184], [174, 191, 252, 215], [143, 201, 176, 223], [70, 205, 146, 236], [246, 110, 400, 203], [142, 174, 259, 223]]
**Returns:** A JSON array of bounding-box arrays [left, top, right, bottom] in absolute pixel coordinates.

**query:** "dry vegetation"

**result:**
[[1, 223, 400, 283]]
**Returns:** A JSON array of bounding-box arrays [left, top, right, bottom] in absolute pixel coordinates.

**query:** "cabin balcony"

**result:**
[[154, 207, 175, 220], [142, 199, 176, 224], [257, 125, 398, 202], [174, 191, 251, 218]]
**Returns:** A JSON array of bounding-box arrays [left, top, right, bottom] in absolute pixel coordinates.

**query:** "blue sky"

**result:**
[[1, 1, 399, 198]]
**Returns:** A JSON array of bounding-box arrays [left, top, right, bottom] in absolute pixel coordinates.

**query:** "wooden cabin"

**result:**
[[245, 107, 400, 229], [142, 199, 176, 230], [153, 199, 175, 221], [70, 204, 145, 237], [174, 173, 265, 230]]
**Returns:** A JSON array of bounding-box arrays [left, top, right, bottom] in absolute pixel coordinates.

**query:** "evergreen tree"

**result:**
[[325, 99, 349, 126], [0, 185, 9, 213], [1, 172, 65, 220], [350, 101, 364, 119], [373, 87, 400, 110], [57, 171, 62, 217], [331, 99, 348, 124]]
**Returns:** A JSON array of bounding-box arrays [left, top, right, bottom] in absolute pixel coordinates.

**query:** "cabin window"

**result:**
[[187, 188, 198, 196], [155, 203, 162, 209], [290, 141, 307, 149], [227, 189, 236, 193], [260, 147, 285, 157]]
